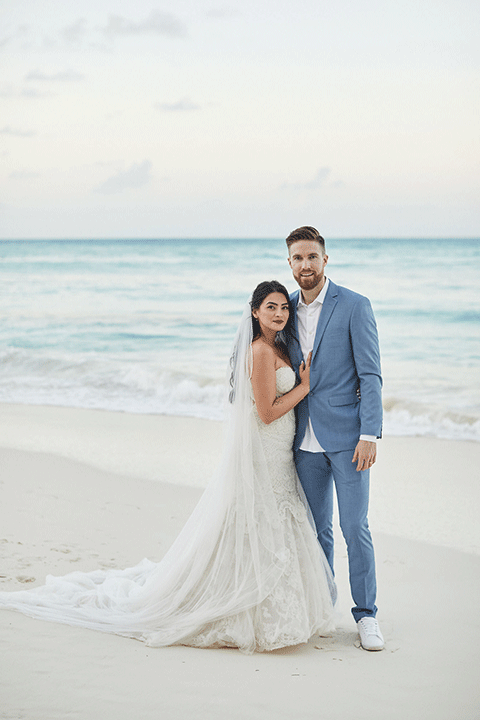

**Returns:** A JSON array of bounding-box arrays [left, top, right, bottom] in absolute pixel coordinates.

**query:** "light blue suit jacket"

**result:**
[[289, 280, 383, 453]]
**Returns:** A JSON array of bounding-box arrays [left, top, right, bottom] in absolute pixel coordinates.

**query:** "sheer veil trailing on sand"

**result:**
[[0, 300, 336, 654]]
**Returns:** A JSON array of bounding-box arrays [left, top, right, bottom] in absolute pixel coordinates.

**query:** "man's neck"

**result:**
[[300, 276, 326, 305]]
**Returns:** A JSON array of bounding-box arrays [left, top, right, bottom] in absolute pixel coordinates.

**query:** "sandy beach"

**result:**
[[1, 403, 480, 720]]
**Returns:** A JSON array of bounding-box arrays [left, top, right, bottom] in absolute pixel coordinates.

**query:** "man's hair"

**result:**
[[285, 226, 325, 253]]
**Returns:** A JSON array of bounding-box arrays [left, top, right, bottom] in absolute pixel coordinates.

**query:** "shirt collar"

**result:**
[[297, 277, 329, 308]]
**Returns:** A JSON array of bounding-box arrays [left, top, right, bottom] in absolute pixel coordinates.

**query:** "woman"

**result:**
[[0, 281, 335, 654]]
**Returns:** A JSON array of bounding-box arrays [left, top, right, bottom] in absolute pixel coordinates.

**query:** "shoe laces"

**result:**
[[358, 618, 380, 637]]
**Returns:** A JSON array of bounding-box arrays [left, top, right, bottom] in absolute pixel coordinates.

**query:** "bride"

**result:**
[[0, 280, 336, 654]]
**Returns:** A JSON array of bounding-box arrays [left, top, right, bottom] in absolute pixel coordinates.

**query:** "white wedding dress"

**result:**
[[0, 367, 335, 654]]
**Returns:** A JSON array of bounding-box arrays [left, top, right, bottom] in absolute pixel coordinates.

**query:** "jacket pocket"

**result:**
[[328, 393, 359, 407]]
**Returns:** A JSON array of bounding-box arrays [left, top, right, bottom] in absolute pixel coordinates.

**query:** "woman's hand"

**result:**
[[298, 351, 312, 392]]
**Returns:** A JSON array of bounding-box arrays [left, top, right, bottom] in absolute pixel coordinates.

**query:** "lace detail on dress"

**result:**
[[173, 366, 334, 653], [253, 367, 306, 520], [183, 505, 334, 653]]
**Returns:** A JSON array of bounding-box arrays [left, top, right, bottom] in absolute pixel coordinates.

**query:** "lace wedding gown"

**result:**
[[0, 367, 335, 654]]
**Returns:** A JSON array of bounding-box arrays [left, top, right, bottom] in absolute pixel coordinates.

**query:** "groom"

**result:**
[[286, 226, 384, 651]]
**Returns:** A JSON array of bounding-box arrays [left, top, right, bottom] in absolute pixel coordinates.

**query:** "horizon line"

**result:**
[[1, 236, 479, 242]]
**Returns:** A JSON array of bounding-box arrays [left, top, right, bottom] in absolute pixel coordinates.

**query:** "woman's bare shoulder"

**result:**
[[251, 338, 275, 365]]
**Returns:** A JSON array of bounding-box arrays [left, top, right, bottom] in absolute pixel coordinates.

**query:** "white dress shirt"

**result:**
[[296, 278, 377, 453]]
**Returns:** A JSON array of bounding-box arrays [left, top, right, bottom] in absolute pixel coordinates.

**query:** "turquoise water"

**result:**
[[1, 237, 479, 440]]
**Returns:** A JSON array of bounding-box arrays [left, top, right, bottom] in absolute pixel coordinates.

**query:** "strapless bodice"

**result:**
[[273, 365, 296, 395]]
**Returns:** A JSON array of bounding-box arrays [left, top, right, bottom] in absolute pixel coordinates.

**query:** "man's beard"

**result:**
[[296, 272, 323, 290]]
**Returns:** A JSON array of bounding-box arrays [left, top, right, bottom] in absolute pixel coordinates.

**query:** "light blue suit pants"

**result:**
[[295, 448, 378, 622]]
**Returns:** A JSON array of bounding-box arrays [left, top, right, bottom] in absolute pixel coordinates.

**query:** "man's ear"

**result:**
[[287, 256, 292, 268]]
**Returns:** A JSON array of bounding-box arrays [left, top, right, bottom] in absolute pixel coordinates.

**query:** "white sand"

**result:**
[[1, 403, 479, 719]]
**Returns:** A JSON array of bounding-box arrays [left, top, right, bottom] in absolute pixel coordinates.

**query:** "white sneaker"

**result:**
[[357, 617, 385, 651]]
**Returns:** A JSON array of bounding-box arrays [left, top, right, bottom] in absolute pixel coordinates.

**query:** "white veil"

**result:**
[[0, 300, 293, 654]]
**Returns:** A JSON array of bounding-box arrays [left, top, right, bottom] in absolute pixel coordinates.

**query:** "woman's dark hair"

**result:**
[[250, 280, 295, 349], [229, 280, 299, 403]]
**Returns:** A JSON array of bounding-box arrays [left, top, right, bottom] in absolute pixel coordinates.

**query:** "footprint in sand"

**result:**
[[16, 575, 36, 583], [17, 561, 32, 569]]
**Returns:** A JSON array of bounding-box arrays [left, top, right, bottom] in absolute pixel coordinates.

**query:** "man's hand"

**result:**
[[352, 440, 377, 472]]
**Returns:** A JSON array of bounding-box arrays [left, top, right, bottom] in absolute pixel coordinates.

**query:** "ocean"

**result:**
[[1, 237, 479, 442]]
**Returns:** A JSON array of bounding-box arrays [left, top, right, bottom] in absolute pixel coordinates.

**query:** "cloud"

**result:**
[[0, 24, 29, 50], [0, 125, 36, 137], [281, 167, 332, 191], [62, 18, 88, 44], [9, 170, 40, 179], [94, 160, 153, 194], [0, 85, 51, 98], [102, 11, 187, 38], [25, 69, 85, 82], [21, 87, 52, 97], [154, 97, 200, 112]]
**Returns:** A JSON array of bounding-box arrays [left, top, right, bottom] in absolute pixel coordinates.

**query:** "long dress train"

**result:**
[[0, 367, 335, 654]]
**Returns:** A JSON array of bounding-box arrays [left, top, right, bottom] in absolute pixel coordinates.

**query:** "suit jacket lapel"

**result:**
[[312, 280, 338, 357], [289, 290, 303, 368]]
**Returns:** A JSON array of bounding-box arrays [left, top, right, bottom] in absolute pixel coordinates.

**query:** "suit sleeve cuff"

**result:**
[[359, 434, 377, 442]]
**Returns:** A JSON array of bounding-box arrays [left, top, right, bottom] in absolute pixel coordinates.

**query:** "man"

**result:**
[[286, 226, 384, 651]]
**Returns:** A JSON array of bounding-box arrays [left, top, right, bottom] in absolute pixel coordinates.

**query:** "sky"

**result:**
[[0, 0, 478, 239]]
